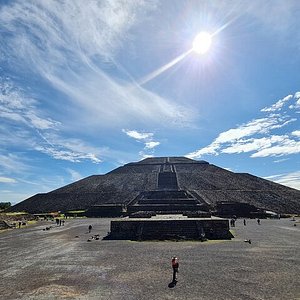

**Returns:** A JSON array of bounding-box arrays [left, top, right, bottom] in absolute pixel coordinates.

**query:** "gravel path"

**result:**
[[0, 218, 299, 300]]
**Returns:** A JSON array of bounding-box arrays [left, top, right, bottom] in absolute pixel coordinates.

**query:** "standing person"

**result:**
[[171, 257, 179, 282], [257, 219, 260, 225], [88, 225, 92, 233], [243, 219, 246, 226]]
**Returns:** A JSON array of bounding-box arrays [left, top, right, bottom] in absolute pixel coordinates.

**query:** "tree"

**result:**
[[0, 202, 11, 210]]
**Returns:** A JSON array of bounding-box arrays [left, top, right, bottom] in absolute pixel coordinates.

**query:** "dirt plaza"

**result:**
[[0, 218, 299, 300]]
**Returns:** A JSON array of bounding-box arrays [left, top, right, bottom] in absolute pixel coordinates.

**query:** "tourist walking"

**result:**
[[88, 225, 92, 233], [257, 219, 260, 225], [171, 257, 179, 282]]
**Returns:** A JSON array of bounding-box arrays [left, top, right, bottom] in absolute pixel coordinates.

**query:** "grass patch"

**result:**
[[27, 220, 37, 225], [3, 212, 28, 216], [230, 229, 236, 235]]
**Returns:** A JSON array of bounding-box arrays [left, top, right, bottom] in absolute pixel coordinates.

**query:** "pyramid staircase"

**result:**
[[127, 159, 209, 214]]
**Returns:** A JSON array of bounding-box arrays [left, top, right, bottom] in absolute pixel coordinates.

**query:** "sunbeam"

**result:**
[[138, 49, 193, 86]]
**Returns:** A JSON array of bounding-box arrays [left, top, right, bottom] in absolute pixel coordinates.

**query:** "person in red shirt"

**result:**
[[171, 257, 179, 282]]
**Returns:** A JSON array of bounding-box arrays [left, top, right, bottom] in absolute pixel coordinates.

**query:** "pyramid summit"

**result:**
[[9, 156, 300, 215]]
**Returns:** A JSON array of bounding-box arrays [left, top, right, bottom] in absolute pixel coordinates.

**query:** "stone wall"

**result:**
[[108, 218, 232, 241]]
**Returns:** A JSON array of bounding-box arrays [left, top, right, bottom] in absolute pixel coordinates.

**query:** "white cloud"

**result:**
[[145, 141, 160, 149], [215, 116, 294, 144], [122, 130, 153, 140], [221, 136, 287, 154], [186, 143, 219, 159], [288, 92, 300, 110], [251, 139, 300, 158], [292, 130, 300, 137], [261, 95, 293, 112], [264, 171, 300, 190], [122, 129, 160, 157], [187, 93, 300, 159], [0, 176, 17, 183]]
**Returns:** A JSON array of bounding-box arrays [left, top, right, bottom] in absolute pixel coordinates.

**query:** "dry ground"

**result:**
[[0, 217, 299, 300]]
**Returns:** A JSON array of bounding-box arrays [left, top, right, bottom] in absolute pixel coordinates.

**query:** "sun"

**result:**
[[192, 32, 212, 54]]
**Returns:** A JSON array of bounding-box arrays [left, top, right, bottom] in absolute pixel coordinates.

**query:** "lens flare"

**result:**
[[193, 32, 212, 54]]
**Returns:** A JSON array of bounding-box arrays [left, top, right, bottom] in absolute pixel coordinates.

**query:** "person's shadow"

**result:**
[[168, 280, 177, 288]]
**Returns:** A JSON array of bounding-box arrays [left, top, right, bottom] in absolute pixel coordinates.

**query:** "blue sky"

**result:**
[[0, 0, 300, 205]]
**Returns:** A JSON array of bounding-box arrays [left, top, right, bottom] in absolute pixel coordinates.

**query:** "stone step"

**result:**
[[158, 172, 178, 189], [128, 204, 202, 213], [141, 190, 192, 199], [137, 199, 199, 205]]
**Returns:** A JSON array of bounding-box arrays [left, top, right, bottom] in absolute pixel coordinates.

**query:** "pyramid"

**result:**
[[9, 157, 300, 214]]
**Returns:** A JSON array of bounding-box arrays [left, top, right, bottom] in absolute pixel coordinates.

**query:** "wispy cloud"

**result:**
[[35, 132, 102, 163], [0, 79, 60, 131], [0, 153, 29, 173], [265, 171, 300, 190], [0, 79, 102, 164], [0, 1, 194, 129], [0, 176, 17, 183], [66, 169, 83, 182], [138, 152, 154, 160], [187, 92, 300, 159], [35, 146, 101, 163]]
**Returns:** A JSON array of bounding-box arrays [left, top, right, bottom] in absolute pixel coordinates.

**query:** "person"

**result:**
[[171, 257, 179, 282], [88, 225, 92, 233], [243, 219, 246, 226], [257, 218, 260, 225]]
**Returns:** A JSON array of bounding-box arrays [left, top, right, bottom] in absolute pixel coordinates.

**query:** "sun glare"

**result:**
[[193, 32, 212, 54]]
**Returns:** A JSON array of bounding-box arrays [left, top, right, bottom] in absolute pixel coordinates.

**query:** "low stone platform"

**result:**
[[0, 220, 12, 230], [107, 215, 232, 240]]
